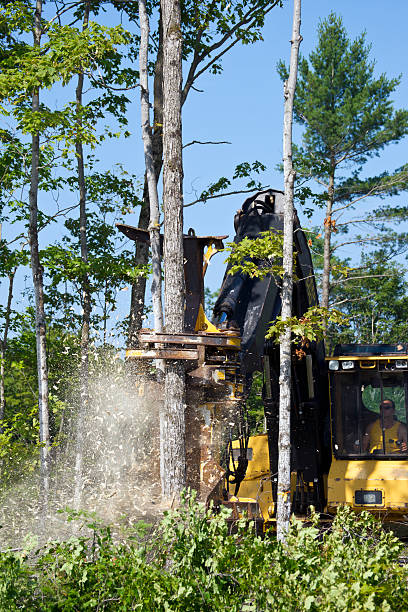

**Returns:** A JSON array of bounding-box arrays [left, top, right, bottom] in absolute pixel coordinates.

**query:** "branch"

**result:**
[[332, 235, 408, 251], [184, 186, 269, 208], [333, 173, 408, 215], [46, 1, 83, 29], [331, 273, 397, 286], [314, 176, 329, 189], [184, 38, 239, 99], [181, 1, 280, 105], [330, 295, 372, 307], [88, 69, 140, 92], [183, 140, 231, 149], [332, 189, 378, 216], [5, 233, 28, 248], [180, 2, 215, 105], [336, 214, 407, 228]]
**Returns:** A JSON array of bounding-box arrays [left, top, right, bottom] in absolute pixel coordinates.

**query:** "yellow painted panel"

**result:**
[[328, 458, 408, 514], [231, 434, 270, 479], [194, 303, 220, 333]]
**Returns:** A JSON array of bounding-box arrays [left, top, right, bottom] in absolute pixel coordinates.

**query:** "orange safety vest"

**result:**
[[369, 419, 401, 453]]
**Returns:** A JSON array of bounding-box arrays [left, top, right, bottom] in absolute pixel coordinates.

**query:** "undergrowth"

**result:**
[[0, 491, 407, 611]]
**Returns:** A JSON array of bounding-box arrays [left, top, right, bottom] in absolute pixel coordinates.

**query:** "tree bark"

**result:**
[[321, 170, 335, 310], [161, 0, 186, 498], [29, 0, 50, 503], [0, 268, 16, 431], [74, 0, 91, 510], [127, 13, 164, 347], [138, 0, 164, 336], [277, 0, 302, 542]]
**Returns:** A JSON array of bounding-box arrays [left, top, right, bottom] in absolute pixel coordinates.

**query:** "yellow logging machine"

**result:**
[[210, 191, 408, 531], [119, 189, 408, 532]]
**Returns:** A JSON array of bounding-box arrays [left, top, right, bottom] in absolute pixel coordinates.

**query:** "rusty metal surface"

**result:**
[[116, 223, 228, 333], [116, 224, 153, 244], [116, 223, 227, 248], [139, 330, 240, 348]]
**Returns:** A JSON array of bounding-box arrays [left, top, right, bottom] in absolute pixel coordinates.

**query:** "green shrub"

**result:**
[[0, 492, 407, 610]]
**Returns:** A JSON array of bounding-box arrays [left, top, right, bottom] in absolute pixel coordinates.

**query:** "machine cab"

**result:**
[[329, 344, 408, 459], [327, 344, 408, 516]]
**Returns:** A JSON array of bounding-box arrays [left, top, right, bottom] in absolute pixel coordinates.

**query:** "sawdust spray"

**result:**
[[0, 358, 163, 548]]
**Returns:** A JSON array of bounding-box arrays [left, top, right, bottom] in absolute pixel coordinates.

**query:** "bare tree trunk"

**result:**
[[128, 14, 164, 347], [29, 0, 50, 504], [74, 0, 91, 510], [277, 0, 302, 542], [127, 207, 149, 347], [0, 268, 16, 431], [138, 0, 164, 336], [321, 171, 335, 310], [161, 0, 186, 498]]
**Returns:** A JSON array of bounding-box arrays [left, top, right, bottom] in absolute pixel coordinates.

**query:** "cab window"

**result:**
[[331, 370, 408, 458]]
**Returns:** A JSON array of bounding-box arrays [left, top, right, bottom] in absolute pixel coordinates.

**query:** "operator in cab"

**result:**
[[363, 399, 408, 454]]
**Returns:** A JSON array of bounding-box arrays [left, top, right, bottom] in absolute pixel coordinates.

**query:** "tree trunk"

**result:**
[[277, 0, 302, 542], [29, 0, 50, 503], [0, 268, 16, 431], [321, 171, 335, 310], [127, 206, 149, 347], [127, 14, 164, 347], [138, 0, 164, 335], [74, 0, 91, 510], [161, 0, 186, 498]]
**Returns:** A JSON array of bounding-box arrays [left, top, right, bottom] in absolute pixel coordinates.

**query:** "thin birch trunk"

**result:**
[[277, 0, 302, 542], [128, 14, 164, 347], [127, 206, 149, 347], [161, 0, 186, 498], [138, 0, 164, 336], [74, 0, 91, 510], [0, 268, 16, 431], [29, 0, 50, 505], [321, 171, 334, 310]]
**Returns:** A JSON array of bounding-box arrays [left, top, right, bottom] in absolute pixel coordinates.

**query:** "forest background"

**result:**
[[1, 0, 408, 509]]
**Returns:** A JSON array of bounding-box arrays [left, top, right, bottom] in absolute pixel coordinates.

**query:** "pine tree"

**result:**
[[278, 12, 408, 310]]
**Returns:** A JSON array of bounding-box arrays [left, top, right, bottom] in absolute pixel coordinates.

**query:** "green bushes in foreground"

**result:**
[[1, 492, 407, 611]]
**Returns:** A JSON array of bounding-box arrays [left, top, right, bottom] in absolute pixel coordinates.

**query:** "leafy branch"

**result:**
[[266, 306, 347, 347]]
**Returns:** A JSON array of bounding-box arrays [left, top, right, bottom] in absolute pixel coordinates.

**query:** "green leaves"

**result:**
[[0, 494, 407, 610], [190, 160, 267, 207], [224, 230, 286, 279], [180, 0, 282, 68], [223, 231, 347, 347], [0, 11, 132, 156], [0, 21, 130, 100], [266, 305, 346, 346], [278, 11, 408, 321]]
